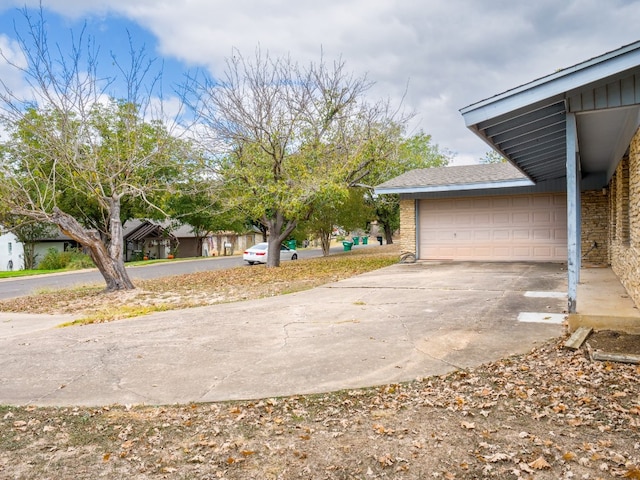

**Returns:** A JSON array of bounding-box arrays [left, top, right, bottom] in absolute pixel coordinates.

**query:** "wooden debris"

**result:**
[[590, 351, 640, 364], [564, 326, 593, 350]]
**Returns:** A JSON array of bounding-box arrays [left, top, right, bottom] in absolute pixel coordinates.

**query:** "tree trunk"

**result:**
[[258, 223, 268, 242], [265, 212, 297, 267], [319, 229, 332, 256], [195, 236, 204, 257], [51, 206, 135, 291], [22, 242, 37, 270], [384, 225, 394, 245]]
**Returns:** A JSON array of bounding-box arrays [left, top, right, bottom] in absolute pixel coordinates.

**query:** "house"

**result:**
[[123, 219, 178, 261], [0, 227, 24, 271], [32, 232, 81, 262], [122, 219, 261, 261], [375, 41, 640, 315]]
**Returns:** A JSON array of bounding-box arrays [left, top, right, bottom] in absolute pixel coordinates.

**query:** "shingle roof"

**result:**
[[375, 163, 531, 194]]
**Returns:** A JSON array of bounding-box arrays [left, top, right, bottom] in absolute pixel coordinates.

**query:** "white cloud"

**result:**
[[0, 34, 28, 92], [2, 0, 639, 163]]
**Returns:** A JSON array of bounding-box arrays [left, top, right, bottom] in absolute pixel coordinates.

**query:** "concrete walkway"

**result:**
[[0, 262, 567, 407], [570, 266, 640, 333]]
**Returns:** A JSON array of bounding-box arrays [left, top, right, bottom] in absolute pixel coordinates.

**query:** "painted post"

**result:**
[[566, 112, 581, 313]]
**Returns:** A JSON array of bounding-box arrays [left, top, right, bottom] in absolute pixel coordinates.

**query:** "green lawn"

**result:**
[[0, 256, 220, 279], [0, 269, 60, 279]]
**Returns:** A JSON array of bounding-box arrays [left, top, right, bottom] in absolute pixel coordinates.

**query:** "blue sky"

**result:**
[[0, 6, 192, 102], [1, 1, 640, 164]]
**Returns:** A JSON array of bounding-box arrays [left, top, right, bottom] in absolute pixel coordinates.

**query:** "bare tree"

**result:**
[[0, 9, 190, 291], [187, 48, 406, 266]]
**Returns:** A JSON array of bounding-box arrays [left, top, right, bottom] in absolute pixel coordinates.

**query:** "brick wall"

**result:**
[[581, 190, 609, 265], [609, 128, 640, 308], [399, 199, 416, 257]]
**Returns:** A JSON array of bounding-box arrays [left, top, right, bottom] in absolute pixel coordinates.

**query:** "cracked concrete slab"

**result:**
[[0, 262, 567, 406]]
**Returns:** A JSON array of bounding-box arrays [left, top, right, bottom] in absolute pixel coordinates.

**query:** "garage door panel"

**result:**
[[455, 199, 475, 209], [494, 246, 514, 256], [512, 212, 530, 223], [493, 230, 511, 241], [513, 229, 531, 240], [419, 193, 567, 262], [533, 229, 551, 240], [555, 229, 567, 240], [493, 213, 510, 224], [474, 213, 491, 223], [474, 230, 491, 241], [493, 198, 511, 208], [533, 211, 553, 223], [513, 246, 533, 256], [455, 214, 474, 224], [512, 197, 531, 207], [473, 198, 491, 209]]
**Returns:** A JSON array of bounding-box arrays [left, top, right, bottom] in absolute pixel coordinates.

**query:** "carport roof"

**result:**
[[460, 40, 640, 186]]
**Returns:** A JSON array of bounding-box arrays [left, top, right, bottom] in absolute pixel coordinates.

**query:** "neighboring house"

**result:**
[[0, 227, 24, 271], [32, 231, 81, 266], [375, 40, 640, 314], [122, 219, 260, 260], [1, 227, 82, 269], [123, 219, 178, 261]]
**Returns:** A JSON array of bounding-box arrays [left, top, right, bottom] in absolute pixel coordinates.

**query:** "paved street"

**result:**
[[0, 244, 359, 300]]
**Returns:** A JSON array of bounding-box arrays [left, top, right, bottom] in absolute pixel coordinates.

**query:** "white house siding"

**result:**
[[0, 231, 24, 271]]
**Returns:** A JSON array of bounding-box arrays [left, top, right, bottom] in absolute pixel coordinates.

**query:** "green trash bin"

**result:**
[[287, 239, 296, 250], [362, 236, 368, 245], [342, 241, 353, 251], [352, 236, 360, 245]]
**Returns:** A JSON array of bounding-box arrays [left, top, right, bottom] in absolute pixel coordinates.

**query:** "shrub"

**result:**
[[38, 248, 94, 270]]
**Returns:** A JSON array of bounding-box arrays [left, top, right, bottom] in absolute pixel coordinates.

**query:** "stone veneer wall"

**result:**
[[581, 190, 609, 265], [609, 128, 640, 308], [399, 199, 416, 257]]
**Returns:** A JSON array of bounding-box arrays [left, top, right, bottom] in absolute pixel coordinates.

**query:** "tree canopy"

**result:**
[[363, 131, 451, 244], [0, 10, 194, 290], [187, 48, 408, 266]]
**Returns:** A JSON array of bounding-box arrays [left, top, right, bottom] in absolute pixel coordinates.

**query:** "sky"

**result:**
[[0, 0, 639, 164]]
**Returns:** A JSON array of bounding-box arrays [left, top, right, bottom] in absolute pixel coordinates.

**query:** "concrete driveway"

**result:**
[[0, 262, 567, 406]]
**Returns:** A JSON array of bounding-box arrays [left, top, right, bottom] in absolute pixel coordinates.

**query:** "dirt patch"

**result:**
[[587, 330, 640, 355], [1, 339, 639, 479]]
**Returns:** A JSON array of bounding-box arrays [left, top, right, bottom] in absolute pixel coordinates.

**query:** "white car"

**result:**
[[243, 242, 298, 265]]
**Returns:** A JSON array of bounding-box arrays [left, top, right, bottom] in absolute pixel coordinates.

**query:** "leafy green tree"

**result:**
[[188, 48, 407, 266], [300, 187, 374, 255], [366, 131, 451, 244], [480, 150, 507, 164], [0, 11, 193, 291], [166, 182, 246, 256]]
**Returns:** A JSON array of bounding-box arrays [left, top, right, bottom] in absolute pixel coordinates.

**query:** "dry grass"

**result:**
[[0, 246, 400, 324]]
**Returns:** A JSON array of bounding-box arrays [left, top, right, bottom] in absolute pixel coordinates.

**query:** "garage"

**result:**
[[419, 193, 567, 261]]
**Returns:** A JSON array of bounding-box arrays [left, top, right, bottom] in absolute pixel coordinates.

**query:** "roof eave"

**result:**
[[460, 41, 640, 126], [374, 178, 534, 195]]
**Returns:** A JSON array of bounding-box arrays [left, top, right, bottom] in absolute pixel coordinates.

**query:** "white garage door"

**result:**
[[419, 194, 567, 261]]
